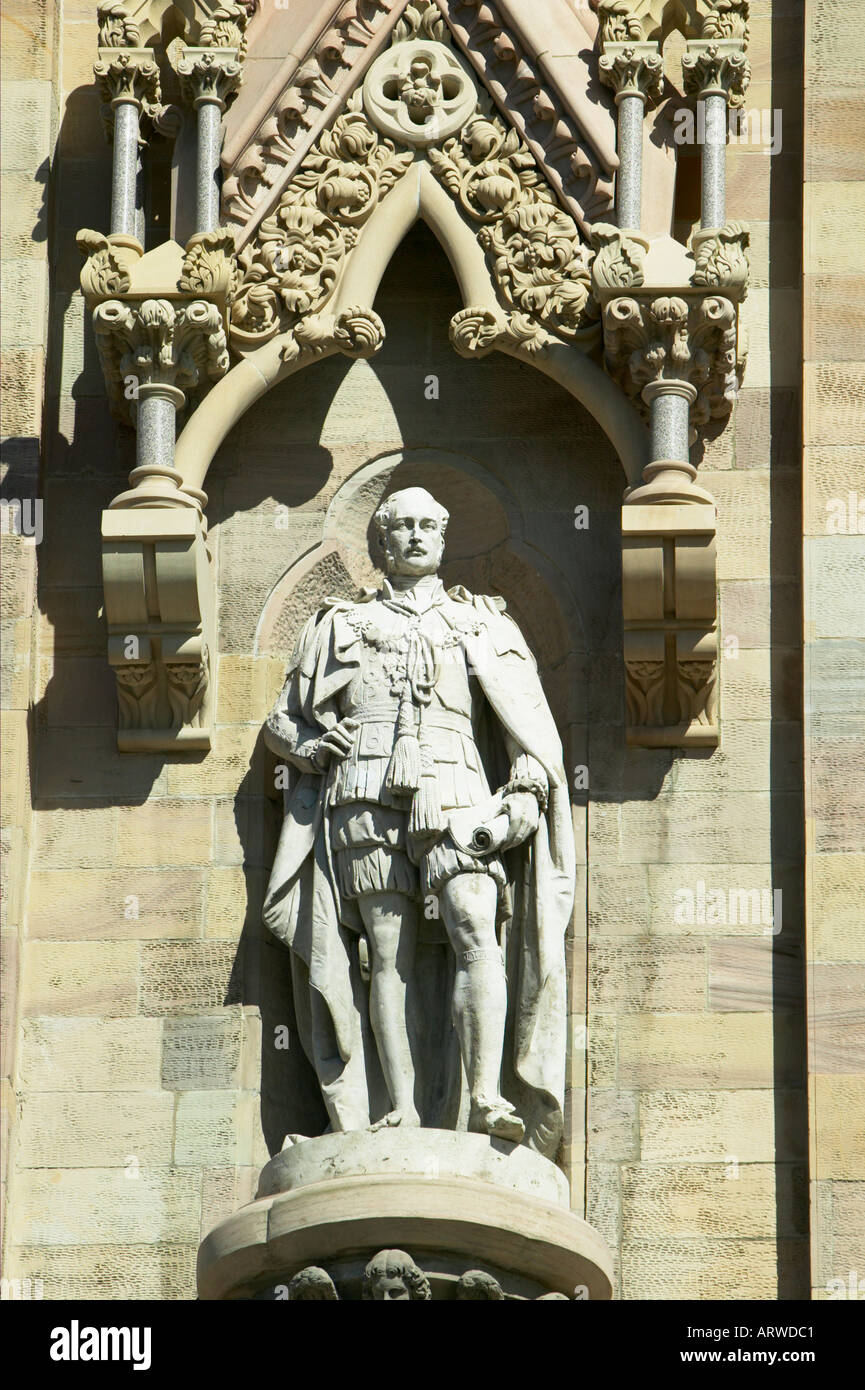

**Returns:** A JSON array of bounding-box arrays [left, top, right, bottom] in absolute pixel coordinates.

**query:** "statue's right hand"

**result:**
[[312, 718, 358, 768]]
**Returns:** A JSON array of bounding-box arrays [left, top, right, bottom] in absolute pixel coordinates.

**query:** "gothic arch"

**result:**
[[173, 160, 648, 496]]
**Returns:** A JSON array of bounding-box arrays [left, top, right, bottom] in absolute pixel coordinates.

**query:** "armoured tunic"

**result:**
[[324, 579, 544, 901]]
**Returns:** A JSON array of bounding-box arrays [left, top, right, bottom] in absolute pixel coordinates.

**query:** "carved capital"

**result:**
[[94, 47, 161, 129], [601, 292, 740, 425], [92, 298, 229, 422], [171, 44, 243, 110], [682, 38, 750, 107], [599, 42, 664, 105]]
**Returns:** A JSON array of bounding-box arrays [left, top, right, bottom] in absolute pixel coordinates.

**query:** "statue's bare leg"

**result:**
[[438, 872, 524, 1144], [358, 890, 421, 1130]]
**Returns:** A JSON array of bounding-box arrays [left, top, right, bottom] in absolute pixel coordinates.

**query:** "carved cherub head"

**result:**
[[374, 487, 449, 579], [362, 1249, 432, 1301], [287, 1266, 339, 1300]]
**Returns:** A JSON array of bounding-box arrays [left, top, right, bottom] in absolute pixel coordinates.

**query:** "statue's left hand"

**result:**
[[500, 790, 541, 848], [312, 717, 358, 768]]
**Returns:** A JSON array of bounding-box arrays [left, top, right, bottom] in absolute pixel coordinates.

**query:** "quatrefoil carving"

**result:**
[[363, 40, 478, 148]]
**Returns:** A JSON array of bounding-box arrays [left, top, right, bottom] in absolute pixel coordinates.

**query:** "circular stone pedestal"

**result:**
[[197, 1130, 614, 1301]]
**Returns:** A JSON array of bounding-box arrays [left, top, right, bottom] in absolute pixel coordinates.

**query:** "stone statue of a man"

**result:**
[[263, 487, 574, 1157]]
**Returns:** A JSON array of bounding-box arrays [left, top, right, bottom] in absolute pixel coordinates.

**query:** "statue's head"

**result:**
[[362, 1248, 432, 1301], [374, 487, 449, 579], [286, 1266, 339, 1301]]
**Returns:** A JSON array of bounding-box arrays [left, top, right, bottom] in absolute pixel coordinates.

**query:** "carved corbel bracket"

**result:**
[[102, 509, 214, 751], [622, 504, 718, 747]]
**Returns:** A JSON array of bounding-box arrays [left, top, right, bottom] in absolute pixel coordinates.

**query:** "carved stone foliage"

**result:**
[[199, 1, 251, 55], [601, 292, 740, 426], [77, 230, 134, 298], [480, 202, 595, 346], [589, 223, 647, 292], [430, 113, 598, 352], [222, 0, 398, 232], [179, 227, 241, 300], [690, 222, 749, 294], [445, 0, 616, 228], [230, 96, 412, 346], [96, 1, 141, 48], [596, 0, 749, 45], [92, 298, 229, 421]]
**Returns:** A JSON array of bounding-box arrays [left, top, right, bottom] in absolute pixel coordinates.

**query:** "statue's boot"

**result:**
[[469, 1096, 525, 1144]]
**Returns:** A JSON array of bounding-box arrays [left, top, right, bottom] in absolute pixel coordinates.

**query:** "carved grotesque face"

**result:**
[[376, 487, 447, 578]]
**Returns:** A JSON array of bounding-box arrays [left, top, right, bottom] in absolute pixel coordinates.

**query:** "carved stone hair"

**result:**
[[361, 1248, 432, 1300], [373, 488, 450, 550]]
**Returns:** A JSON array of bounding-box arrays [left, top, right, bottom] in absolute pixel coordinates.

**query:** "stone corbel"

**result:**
[[78, 228, 237, 749], [590, 224, 748, 747], [622, 507, 718, 747], [103, 509, 213, 751]]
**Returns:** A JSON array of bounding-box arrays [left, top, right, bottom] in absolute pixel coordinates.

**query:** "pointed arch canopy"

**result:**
[[175, 156, 648, 493]]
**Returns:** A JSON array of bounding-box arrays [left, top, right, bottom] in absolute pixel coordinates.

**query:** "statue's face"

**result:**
[[369, 1275, 411, 1301], [381, 489, 445, 577]]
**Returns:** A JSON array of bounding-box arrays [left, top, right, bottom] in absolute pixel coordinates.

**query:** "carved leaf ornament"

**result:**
[[230, 29, 600, 354]]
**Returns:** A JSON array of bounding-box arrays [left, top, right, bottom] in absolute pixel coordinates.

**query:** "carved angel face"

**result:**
[[361, 1249, 431, 1301]]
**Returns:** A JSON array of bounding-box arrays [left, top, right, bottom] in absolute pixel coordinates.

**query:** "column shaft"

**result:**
[[649, 390, 691, 465], [196, 101, 223, 234], [137, 390, 179, 474], [701, 92, 727, 229], [616, 93, 644, 230], [111, 101, 141, 237]]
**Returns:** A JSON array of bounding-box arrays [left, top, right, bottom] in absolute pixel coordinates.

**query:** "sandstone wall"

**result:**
[[0, 0, 844, 1302], [802, 0, 865, 1302]]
